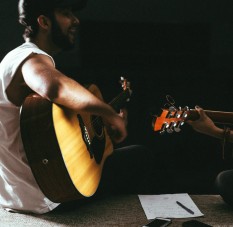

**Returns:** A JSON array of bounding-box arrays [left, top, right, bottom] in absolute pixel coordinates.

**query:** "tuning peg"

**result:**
[[175, 112, 181, 118], [174, 123, 182, 132], [159, 130, 166, 135], [167, 122, 177, 133], [174, 127, 181, 132], [174, 121, 184, 132], [169, 106, 176, 112], [178, 121, 185, 127], [166, 128, 173, 133], [119, 76, 126, 87], [181, 111, 188, 120], [160, 122, 169, 134], [167, 108, 176, 118], [159, 122, 169, 135]]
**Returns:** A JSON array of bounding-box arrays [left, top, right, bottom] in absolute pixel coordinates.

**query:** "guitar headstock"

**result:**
[[119, 77, 132, 102], [152, 106, 190, 134], [152, 95, 233, 134]]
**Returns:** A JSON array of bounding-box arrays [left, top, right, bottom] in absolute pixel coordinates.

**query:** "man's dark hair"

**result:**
[[18, 0, 87, 38]]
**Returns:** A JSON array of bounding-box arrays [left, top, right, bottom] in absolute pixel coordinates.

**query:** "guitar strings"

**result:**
[[83, 90, 129, 132]]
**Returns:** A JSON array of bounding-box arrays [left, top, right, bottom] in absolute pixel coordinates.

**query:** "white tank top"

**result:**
[[0, 42, 60, 214]]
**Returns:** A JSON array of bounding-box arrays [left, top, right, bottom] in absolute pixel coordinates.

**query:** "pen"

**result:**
[[176, 201, 194, 215]]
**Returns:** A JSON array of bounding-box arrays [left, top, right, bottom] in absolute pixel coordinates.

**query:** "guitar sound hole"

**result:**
[[90, 116, 105, 164], [91, 116, 104, 138]]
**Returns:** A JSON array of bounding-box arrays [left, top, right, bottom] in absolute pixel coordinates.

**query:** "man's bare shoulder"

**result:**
[[22, 52, 54, 68]]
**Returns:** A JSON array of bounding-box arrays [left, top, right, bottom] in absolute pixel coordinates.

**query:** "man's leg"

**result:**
[[215, 169, 233, 206], [97, 144, 154, 194]]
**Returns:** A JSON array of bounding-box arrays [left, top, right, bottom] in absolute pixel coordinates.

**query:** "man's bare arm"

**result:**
[[21, 54, 127, 143]]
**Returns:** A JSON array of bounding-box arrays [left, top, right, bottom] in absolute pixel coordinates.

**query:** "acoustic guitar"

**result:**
[[20, 77, 132, 203], [152, 107, 233, 134]]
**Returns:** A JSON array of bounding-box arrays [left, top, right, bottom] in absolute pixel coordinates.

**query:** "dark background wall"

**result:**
[[1, 0, 233, 193]]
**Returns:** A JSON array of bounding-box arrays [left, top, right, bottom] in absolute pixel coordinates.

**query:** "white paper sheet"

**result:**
[[138, 193, 204, 219]]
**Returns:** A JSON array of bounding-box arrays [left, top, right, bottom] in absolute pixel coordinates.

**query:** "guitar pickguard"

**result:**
[[78, 114, 106, 164]]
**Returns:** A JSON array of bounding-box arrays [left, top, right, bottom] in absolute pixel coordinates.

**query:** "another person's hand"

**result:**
[[187, 106, 219, 137]]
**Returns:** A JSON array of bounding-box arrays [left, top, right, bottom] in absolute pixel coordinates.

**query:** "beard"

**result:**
[[50, 17, 77, 51]]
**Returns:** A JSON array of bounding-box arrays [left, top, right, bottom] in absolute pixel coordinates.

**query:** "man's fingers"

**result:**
[[195, 105, 205, 118]]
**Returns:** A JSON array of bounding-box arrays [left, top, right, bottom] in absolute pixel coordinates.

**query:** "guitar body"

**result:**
[[20, 84, 113, 203]]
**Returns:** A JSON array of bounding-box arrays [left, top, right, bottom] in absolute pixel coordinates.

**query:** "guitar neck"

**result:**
[[109, 89, 131, 111], [187, 109, 233, 125]]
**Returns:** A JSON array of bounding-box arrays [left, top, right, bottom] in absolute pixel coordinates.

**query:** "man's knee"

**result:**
[[215, 170, 233, 206]]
